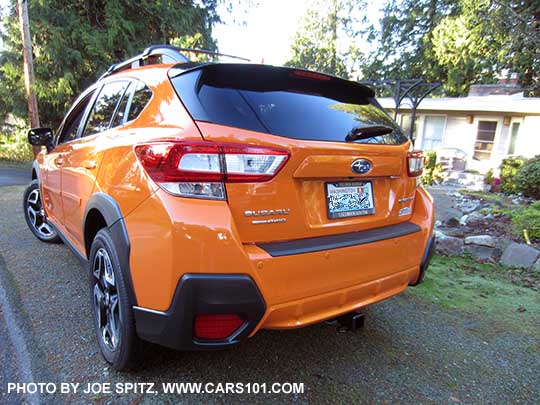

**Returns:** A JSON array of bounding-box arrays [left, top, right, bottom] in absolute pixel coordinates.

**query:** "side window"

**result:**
[[110, 82, 132, 128], [82, 81, 129, 137], [57, 92, 95, 144], [126, 81, 153, 122]]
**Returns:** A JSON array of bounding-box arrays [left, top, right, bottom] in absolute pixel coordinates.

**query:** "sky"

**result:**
[[0, 0, 7, 49], [214, 0, 381, 65], [0, 0, 380, 65], [213, 0, 312, 65]]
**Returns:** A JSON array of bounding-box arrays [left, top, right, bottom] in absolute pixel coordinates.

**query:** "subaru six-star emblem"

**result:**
[[351, 159, 372, 174]]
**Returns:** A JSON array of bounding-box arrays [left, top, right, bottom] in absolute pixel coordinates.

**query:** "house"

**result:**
[[378, 84, 540, 173]]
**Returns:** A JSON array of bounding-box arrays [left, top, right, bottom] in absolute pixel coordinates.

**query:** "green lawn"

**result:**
[[410, 255, 540, 335]]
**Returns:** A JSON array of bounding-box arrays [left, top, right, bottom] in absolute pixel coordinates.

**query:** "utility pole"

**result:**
[[17, 0, 41, 158]]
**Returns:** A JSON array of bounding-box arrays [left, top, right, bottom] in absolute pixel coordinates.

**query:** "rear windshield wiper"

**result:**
[[345, 125, 393, 142]]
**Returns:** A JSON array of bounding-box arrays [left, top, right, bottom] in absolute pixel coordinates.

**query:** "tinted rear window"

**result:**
[[171, 65, 407, 145]]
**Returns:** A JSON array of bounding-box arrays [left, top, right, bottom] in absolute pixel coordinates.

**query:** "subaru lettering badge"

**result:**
[[351, 159, 372, 174]]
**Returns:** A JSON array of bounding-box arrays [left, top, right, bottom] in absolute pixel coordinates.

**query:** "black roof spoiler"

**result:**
[[98, 45, 249, 80], [168, 63, 376, 100]]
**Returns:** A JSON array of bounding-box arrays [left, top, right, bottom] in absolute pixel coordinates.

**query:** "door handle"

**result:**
[[81, 160, 96, 170], [54, 156, 64, 167]]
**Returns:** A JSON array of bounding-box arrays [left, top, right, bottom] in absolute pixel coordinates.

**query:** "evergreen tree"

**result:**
[[488, 0, 540, 96], [364, 0, 540, 96], [363, 0, 461, 92], [285, 0, 365, 79], [0, 0, 221, 126]]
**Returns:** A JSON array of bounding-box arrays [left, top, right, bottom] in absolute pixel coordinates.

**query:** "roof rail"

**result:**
[[174, 47, 250, 62], [99, 44, 249, 80]]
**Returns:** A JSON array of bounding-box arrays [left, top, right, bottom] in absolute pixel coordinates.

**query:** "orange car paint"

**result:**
[[37, 63, 434, 338]]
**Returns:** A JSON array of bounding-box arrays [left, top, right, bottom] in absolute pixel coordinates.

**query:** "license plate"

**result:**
[[325, 181, 375, 219]]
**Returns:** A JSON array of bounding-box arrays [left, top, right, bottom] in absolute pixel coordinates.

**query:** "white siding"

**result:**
[[516, 116, 540, 158]]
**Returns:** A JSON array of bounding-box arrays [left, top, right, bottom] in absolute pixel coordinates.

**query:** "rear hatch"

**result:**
[[169, 64, 417, 243]]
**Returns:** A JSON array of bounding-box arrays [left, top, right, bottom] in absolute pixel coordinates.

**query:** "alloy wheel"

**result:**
[[26, 188, 55, 238], [93, 248, 121, 352]]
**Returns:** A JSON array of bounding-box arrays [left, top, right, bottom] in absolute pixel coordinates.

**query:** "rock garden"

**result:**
[[427, 154, 540, 290]]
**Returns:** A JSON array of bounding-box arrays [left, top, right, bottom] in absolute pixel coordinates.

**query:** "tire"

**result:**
[[89, 228, 141, 371], [22, 179, 61, 243]]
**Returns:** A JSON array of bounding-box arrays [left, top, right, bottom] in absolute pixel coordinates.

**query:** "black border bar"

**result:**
[[257, 222, 421, 257]]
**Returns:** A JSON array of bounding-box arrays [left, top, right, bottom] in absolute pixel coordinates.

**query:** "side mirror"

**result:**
[[27, 128, 54, 151]]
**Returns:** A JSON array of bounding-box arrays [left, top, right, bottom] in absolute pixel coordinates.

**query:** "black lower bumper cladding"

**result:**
[[410, 235, 436, 286], [133, 274, 266, 350]]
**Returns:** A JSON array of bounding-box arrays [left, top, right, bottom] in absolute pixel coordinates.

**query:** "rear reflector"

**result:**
[[407, 150, 425, 177], [194, 314, 244, 340], [134, 141, 289, 199]]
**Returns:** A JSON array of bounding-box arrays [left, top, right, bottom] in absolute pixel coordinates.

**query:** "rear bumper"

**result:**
[[133, 232, 435, 350], [133, 274, 265, 351], [127, 186, 434, 349]]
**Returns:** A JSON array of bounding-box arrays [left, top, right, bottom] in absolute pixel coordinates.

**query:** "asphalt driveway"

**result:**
[[0, 185, 538, 403], [0, 167, 30, 187]]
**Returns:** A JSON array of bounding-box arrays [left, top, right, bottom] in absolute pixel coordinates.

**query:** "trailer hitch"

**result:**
[[326, 310, 365, 333]]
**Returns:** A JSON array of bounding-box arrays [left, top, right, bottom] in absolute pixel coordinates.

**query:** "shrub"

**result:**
[[483, 168, 494, 185], [422, 150, 444, 186], [499, 156, 527, 194], [510, 201, 540, 239], [515, 155, 540, 200], [0, 130, 34, 162]]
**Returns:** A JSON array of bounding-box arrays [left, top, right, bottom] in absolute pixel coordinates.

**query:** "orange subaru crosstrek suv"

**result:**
[[24, 45, 435, 370]]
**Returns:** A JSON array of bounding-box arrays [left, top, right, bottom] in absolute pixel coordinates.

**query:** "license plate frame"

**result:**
[[325, 181, 375, 219]]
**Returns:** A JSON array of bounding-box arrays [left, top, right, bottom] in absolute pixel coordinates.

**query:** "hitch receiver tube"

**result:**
[[336, 311, 365, 332]]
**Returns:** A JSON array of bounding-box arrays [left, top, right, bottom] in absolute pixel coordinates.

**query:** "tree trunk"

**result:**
[[17, 0, 41, 159], [330, 0, 338, 74]]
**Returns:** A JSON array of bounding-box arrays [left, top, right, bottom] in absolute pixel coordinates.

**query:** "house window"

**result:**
[[473, 121, 497, 160], [422, 115, 446, 150], [508, 122, 520, 155], [400, 114, 412, 134]]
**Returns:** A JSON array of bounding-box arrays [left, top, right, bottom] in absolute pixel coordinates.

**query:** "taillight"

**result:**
[[134, 141, 289, 200], [194, 314, 244, 340], [407, 150, 425, 177]]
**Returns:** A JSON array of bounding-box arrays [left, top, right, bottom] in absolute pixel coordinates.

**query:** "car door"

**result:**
[[41, 89, 97, 229], [60, 80, 131, 249]]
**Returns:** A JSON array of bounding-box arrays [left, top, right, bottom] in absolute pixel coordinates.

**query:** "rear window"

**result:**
[[171, 65, 407, 145]]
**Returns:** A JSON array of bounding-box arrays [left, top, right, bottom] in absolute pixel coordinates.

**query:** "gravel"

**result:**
[[0, 184, 539, 403]]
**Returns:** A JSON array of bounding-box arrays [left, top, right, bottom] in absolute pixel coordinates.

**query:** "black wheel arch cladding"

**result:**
[[84, 193, 138, 306]]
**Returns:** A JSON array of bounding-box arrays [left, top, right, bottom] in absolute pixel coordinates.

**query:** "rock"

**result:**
[[500, 242, 540, 268], [435, 220, 442, 228], [441, 227, 467, 238], [445, 217, 461, 227], [464, 235, 497, 248], [436, 234, 464, 256], [494, 238, 513, 252], [459, 201, 481, 214], [464, 245, 501, 262], [460, 212, 484, 226], [468, 211, 485, 222], [533, 258, 540, 272], [434, 230, 446, 239]]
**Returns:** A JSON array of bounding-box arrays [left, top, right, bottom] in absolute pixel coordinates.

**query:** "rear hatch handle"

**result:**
[[345, 125, 393, 142]]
